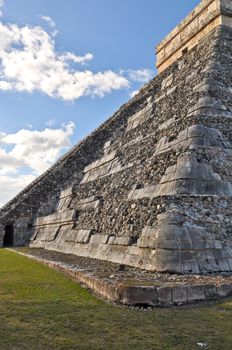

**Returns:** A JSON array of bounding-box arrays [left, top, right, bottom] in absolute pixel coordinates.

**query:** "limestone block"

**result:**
[[227, 258, 232, 270], [81, 168, 100, 183], [128, 185, 160, 200], [155, 226, 189, 250], [57, 197, 71, 211], [186, 71, 197, 83], [78, 196, 98, 205], [171, 162, 221, 182], [182, 260, 200, 274], [141, 226, 157, 236], [33, 225, 60, 242], [158, 117, 176, 131], [109, 236, 133, 246], [157, 212, 185, 225], [217, 284, 232, 297], [109, 160, 122, 174], [204, 284, 218, 299], [65, 229, 93, 244], [80, 152, 126, 183], [60, 187, 73, 199], [166, 86, 177, 96], [126, 104, 153, 132], [138, 225, 193, 251], [155, 248, 183, 273], [137, 237, 156, 248], [184, 224, 217, 250], [30, 227, 40, 241], [90, 234, 110, 244], [187, 285, 205, 302], [80, 172, 91, 184], [157, 286, 172, 305], [57, 198, 65, 211], [103, 140, 112, 154], [164, 164, 177, 176], [197, 252, 222, 273], [161, 74, 173, 90], [177, 128, 188, 143], [218, 259, 231, 271], [155, 124, 228, 157], [188, 124, 213, 138], [154, 93, 165, 103], [154, 152, 232, 197], [98, 162, 112, 177], [137, 226, 157, 248], [76, 196, 102, 211], [172, 286, 187, 304], [55, 225, 73, 241], [107, 236, 115, 244], [35, 209, 76, 226], [120, 286, 157, 306], [83, 152, 116, 173]]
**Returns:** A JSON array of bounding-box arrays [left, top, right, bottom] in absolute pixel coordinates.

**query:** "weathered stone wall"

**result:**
[[2, 22, 232, 274], [6, 25, 228, 274], [0, 75, 154, 245]]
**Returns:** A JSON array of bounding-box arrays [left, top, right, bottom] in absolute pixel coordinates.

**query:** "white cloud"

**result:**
[[39, 15, 58, 37], [0, 122, 75, 206], [0, 80, 11, 90], [0, 0, 4, 17], [0, 22, 130, 101], [122, 69, 154, 83], [0, 174, 36, 207], [61, 52, 93, 65], [40, 15, 56, 29], [0, 121, 75, 175]]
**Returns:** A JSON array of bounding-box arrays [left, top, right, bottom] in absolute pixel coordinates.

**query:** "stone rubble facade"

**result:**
[[1, 0, 232, 275]]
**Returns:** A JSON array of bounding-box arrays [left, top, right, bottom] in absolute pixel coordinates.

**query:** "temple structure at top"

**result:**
[[156, 0, 232, 73]]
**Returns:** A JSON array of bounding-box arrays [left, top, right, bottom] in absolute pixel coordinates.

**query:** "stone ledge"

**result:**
[[34, 209, 76, 226], [9, 249, 232, 307]]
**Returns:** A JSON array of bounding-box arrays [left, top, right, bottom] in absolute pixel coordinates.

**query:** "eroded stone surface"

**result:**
[[2, 4, 232, 276]]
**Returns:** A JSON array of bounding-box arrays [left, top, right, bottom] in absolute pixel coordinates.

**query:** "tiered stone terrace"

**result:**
[[1, 1, 232, 289]]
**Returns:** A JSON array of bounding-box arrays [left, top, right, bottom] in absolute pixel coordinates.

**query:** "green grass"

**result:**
[[0, 249, 232, 350]]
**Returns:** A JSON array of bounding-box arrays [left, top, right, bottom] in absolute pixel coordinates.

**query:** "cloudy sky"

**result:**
[[0, 0, 199, 207]]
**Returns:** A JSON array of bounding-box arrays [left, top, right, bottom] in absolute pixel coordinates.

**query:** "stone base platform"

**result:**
[[10, 248, 232, 307]]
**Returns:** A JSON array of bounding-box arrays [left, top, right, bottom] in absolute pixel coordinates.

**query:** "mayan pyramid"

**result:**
[[1, 0, 232, 274]]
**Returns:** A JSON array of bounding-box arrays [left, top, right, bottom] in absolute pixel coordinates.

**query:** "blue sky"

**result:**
[[0, 0, 199, 206]]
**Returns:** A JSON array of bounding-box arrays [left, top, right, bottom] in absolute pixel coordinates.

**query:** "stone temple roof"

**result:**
[[156, 0, 232, 73]]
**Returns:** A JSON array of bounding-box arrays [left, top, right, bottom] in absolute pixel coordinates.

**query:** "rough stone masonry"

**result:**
[[1, 0, 232, 275]]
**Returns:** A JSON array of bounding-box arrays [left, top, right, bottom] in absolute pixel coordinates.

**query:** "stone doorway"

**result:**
[[3, 225, 14, 247]]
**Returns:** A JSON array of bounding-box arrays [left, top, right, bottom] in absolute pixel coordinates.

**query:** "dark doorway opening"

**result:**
[[3, 225, 14, 247]]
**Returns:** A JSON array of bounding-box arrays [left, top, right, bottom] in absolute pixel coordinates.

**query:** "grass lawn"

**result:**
[[0, 249, 232, 350]]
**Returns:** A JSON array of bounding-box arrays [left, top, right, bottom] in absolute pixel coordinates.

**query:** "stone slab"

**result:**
[[9, 249, 232, 308]]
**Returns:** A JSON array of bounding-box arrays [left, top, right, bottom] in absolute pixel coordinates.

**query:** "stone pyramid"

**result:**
[[1, 0, 232, 274]]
